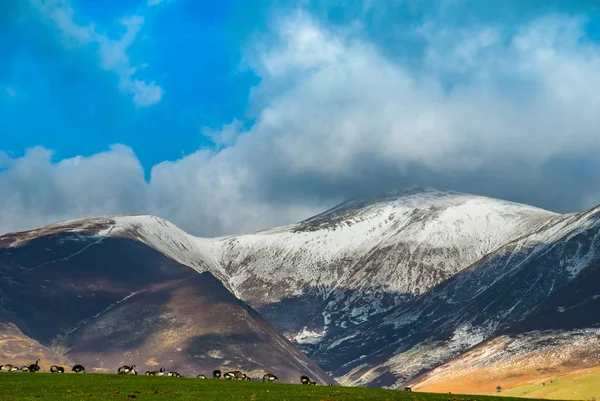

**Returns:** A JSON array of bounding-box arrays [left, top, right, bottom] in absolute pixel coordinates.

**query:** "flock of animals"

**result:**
[[0, 360, 85, 374], [0, 360, 322, 385]]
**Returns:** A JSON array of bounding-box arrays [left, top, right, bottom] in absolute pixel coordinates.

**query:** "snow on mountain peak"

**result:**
[[82, 189, 559, 303], [3, 188, 591, 389]]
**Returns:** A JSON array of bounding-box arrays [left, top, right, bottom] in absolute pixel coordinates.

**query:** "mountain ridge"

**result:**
[[2, 188, 598, 390]]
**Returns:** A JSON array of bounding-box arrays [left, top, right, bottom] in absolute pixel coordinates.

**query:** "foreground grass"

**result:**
[[501, 368, 600, 400], [0, 373, 556, 401]]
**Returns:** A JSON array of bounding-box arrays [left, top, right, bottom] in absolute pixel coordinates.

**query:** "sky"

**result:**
[[2, 0, 600, 237]]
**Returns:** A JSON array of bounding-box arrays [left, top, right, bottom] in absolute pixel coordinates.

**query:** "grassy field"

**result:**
[[501, 368, 600, 400], [0, 373, 557, 401]]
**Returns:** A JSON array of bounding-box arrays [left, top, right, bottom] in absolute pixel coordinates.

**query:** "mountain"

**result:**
[[2, 187, 599, 392], [316, 202, 600, 387], [208, 189, 556, 349], [98, 189, 555, 346], [0, 226, 332, 382]]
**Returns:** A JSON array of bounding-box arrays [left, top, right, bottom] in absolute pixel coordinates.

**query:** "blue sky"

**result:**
[[2, 0, 600, 236], [1, 0, 260, 170]]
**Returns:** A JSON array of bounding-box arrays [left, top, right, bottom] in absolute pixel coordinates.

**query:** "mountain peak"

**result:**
[[299, 187, 555, 230]]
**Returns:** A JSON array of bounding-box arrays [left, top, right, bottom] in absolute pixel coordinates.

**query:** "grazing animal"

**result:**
[[0, 364, 19, 372], [262, 373, 278, 382], [197, 374, 207, 379], [50, 365, 65, 373], [167, 371, 182, 377], [72, 365, 86, 373], [28, 359, 41, 373], [300, 375, 310, 385], [404, 387, 412, 392], [213, 369, 221, 379], [145, 367, 165, 376], [21, 366, 30, 372], [224, 371, 246, 380], [118, 365, 136, 375], [309, 380, 316, 385]]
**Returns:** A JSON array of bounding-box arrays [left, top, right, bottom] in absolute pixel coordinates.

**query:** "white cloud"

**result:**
[[3, 11, 600, 236], [0, 145, 149, 233], [31, 0, 162, 107]]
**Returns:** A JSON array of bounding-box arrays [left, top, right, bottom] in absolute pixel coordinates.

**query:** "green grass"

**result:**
[[502, 370, 600, 400], [0, 373, 557, 401]]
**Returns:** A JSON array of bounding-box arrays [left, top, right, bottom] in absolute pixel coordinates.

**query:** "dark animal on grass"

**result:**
[[167, 371, 182, 377], [224, 371, 246, 380], [118, 365, 136, 375], [28, 359, 41, 372], [262, 373, 278, 382], [50, 365, 65, 373], [300, 375, 310, 385], [213, 369, 221, 379], [20, 366, 29, 372], [309, 380, 316, 385], [404, 387, 412, 391], [72, 364, 86, 373], [197, 374, 207, 379], [145, 367, 165, 376], [0, 364, 19, 372]]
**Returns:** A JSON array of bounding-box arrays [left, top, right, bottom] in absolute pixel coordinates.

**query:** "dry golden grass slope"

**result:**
[[0, 323, 72, 369], [409, 331, 600, 400], [502, 367, 600, 400]]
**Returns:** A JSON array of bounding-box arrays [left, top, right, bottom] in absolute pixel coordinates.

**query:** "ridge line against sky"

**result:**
[[2, 0, 600, 237]]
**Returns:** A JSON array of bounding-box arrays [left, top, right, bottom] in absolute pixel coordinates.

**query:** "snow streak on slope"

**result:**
[[199, 189, 558, 347], [410, 329, 600, 394], [212, 189, 555, 298], [321, 204, 600, 388]]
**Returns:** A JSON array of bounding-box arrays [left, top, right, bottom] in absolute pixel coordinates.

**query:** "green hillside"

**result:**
[[0, 373, 557, 401], [501, 369, 600, 401]]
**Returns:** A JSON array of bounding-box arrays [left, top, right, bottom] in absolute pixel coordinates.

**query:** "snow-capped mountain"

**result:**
[[206, 189, 557, 345], [2, 187, 598, 390], [91, 189, 556, 344], [314, 202, 600, 387]]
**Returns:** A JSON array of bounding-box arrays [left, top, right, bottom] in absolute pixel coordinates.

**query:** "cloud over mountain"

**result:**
[[2, 3, 600, 236]]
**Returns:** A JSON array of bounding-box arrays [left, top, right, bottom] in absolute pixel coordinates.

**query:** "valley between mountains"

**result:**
[[1, 188, 599, 394]]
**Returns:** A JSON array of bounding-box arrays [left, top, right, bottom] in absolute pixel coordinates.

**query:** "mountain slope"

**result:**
[[317, 204, 600, 387], [0, 323, 73, 370], [3, 187, 599, 391], [0, 231, 331, 382], [207, 189, 557, 346]]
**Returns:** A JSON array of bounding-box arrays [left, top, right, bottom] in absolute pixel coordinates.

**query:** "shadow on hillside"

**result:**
[[0, 234, 207, 346], [253, 218, 600, 387]]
